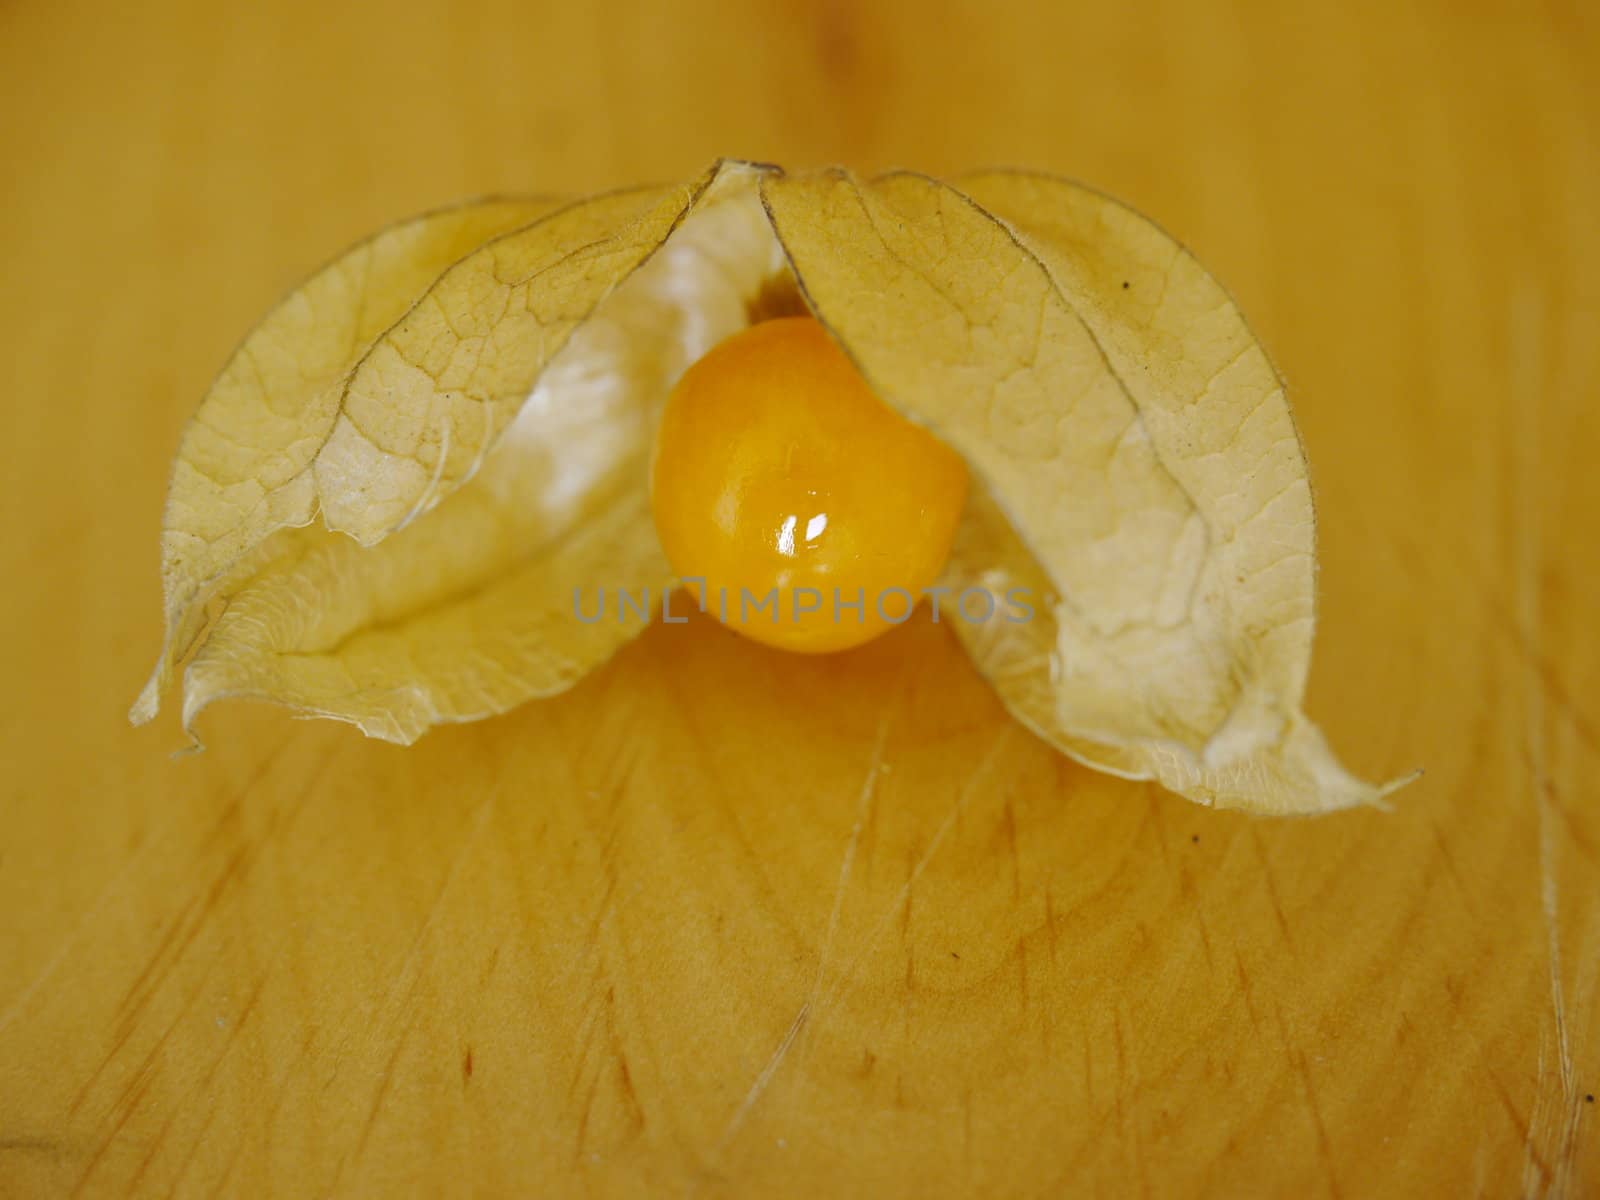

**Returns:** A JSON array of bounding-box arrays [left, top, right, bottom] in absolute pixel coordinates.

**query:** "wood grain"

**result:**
[[1, 0, 1596, 1195]]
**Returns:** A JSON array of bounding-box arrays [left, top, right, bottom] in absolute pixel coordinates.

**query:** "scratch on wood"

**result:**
[[68, 841, 253, 1120], [1426, 820, 1477, 914], [962, 1088, 974, 1174], [101, 951, 226, 1156], [351, 982, 425, 1165], [1233, 949, 1260, 1031], [341, 780, 502, 1183], [1471, 568, 1600, 760], [1001, 798, 1021, 901], [574, 1066, 600, 1162], [1523, 1033, 1556, 1197], [162, 969, 273, 1193], [1538, 774, 1599, 872], [713, 1003, 810, 1155], [615, 1055, 641, 1125], [711, 726, 1011, 1161], [1511, 282, 1582, 1196], [565, 969, 610, 1103], [76, 738, 337, 1138], [1014, 936, 1029, 1013], [201, 1001, 313, 1198], [1250, 828, 1295, 953], [0, 735, 296, 1041], [1179, 864, 1215, 974], [815, 711, 891, 999], [111, 891, 204, 1021], [121, 968, 262, 1193], [1043, 886, 1059, 969], [1292, 1048, 1343, 1200], [0, 1137, 65, 1157], [68, 1067, 157, 1197], [1111, 1009, 1126, 1125], [570, 982, 645, 1162], [713, 710, 891, 1153], [812, 728, 1011, 1040]]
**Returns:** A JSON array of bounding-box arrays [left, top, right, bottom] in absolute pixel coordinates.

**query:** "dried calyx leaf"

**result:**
[[135, 159, 1410, 814], [761, 169, 1414, 813], [134, 165, 779, 741]]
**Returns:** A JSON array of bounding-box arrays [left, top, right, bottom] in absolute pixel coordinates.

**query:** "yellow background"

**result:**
[[1, 0, 1596, 1195]]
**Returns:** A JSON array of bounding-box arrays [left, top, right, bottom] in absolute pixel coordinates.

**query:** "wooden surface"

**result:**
[[2, 0, 1597, 1195]]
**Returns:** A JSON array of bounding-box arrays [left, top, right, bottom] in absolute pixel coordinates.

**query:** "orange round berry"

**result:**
[[650, 316, 968, 653]]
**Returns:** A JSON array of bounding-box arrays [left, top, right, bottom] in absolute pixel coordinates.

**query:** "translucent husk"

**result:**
[[133, 160, 1413, 814]]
